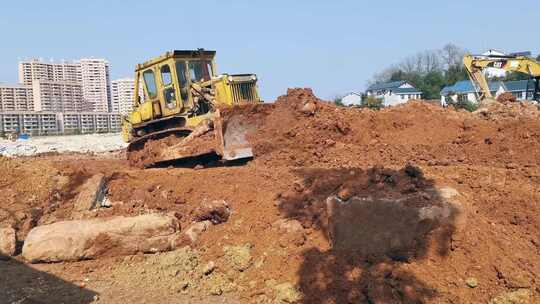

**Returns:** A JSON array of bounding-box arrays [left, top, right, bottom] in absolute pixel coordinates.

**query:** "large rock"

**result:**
[[326, 188, 461, 257], [193, 200, 231, 224], [74, 174, 107, 212], [22, 214, 180, 263], [0, 227, 16, 257]]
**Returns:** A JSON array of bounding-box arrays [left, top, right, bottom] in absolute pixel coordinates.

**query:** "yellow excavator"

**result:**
[[122, 49, 261, 167], [463, 52, 540, 103]]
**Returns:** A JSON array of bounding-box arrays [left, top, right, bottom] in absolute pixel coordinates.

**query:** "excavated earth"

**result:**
[[1, 88, 539, 304]]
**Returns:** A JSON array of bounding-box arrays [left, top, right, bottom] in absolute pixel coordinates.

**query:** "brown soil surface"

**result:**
[[497, 92, 518, 103], [1, 89, 539, 303]]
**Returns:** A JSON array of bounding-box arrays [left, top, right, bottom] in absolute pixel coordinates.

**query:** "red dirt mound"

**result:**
[[248, 88, 540, 169]]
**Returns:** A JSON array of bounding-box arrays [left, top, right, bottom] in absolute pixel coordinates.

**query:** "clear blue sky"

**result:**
[[1, 0, 538, 100]]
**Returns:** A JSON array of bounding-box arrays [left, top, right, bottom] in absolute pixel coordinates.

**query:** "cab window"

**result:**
[[175, 61, 189, 103], [160, 65, 172, 86], [143, 70, 157, 98], [188, 60, 212, 82]]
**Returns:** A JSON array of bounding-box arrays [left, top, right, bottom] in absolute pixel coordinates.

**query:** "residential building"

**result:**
[[0, 84, 33, 111], [79, 58, 111, 112], [57, 112, 121, 134], [365, 81, 422, 107], [0, 111, 59, 135], [111, 78, 139, 115], [19, 58, 111, 112], [341, 92, 363, 107], [504, 79, 537, 100], [439, 80, 518, 105], [32, 80, 87, 112], [0, 111, 121, 136], [18, 59, 80, 85]]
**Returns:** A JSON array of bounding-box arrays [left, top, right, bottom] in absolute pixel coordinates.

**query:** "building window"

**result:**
[[143, 70, 157, 98]]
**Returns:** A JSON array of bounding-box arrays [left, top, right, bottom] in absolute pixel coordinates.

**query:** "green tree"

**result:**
[[447, 98, 478, 112], [536, 55, 540, 62], [418, 70, 446, 100], [445, 64, 469, 86], [361, 96, 383, 110], [333, 97, 345, 107]]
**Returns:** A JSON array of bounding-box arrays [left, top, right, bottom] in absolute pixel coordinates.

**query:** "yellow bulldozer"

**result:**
[[122, 49, 261, 167], [463, 51, 540, 103]]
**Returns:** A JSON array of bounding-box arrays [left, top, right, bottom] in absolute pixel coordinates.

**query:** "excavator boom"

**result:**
[[463, 53, 540, 103]]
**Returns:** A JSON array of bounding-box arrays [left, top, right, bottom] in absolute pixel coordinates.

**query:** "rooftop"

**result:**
[[367, 81, 408, 91], [440, 80, 506, 95], [504, 79, 536, 92]]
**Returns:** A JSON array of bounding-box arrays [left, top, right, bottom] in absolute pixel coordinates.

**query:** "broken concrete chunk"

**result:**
[[22, 214, 180, 263], [193, 200, 231, 224], [74, 174, 107, 212], [0, 227, 16, 257]]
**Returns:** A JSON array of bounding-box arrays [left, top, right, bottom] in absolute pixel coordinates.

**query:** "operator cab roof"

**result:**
[[136, 49, 216, 71]]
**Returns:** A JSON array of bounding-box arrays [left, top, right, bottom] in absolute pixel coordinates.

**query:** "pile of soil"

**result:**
[[248, 88, 540, 169], [2, 89, 539, 303], [496, 92, 517, 103]]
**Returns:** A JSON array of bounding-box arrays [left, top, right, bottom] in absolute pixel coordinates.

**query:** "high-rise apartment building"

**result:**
[[18, 59, 80, 85], [18, 58, 111, 112], [0, 84, 33, 111], [79, 58, 111, 112], [32, 80, 86, 112], [111, 78, 140, 115]]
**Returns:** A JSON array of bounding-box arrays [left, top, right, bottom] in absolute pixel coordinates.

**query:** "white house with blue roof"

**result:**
[[440, 80, 506, 106], [504, 80, 537, 100], [365, 81, 422, 107]]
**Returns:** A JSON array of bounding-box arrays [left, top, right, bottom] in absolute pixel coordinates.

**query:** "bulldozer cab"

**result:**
[[133, 50, 217, 120]]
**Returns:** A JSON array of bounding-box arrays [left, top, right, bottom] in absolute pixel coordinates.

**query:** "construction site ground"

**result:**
[[1, 89, 539, 304]]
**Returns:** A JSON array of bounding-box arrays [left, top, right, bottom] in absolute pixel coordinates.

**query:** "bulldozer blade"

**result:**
[[214, 110, 254, 161], [126, 124, 216, 167]]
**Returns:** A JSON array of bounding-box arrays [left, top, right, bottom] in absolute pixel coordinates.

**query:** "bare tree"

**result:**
[[368, 65, 400, 86], [423, 50, 442, 73], [440, 43, 466, 69]]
